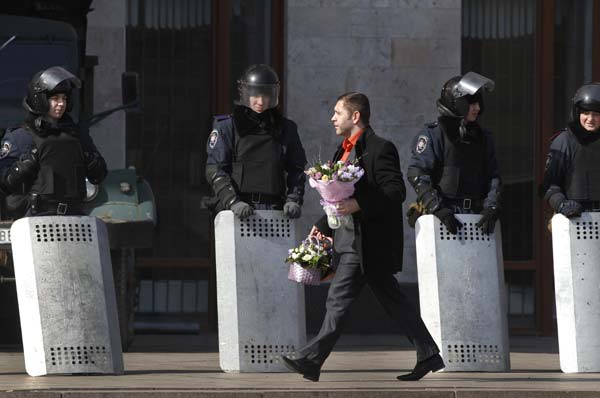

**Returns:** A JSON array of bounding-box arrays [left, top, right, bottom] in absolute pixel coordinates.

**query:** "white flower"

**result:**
[[292, 253, 300, 260], [302, 254, 312, 262]]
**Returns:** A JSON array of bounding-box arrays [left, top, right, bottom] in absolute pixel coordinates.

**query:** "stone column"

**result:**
[[86, 0, 127, 170], [285, 0, 461, 282]]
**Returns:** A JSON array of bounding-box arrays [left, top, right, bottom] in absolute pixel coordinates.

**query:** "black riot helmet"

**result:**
[[571, 82, 600, 123], [23, 66, 81, 115], [437, 72, 495, 119], [237, 64, 280, 111]]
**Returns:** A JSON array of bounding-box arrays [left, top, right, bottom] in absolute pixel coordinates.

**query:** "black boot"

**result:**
[[397, 354, 445, 381], [281, 355, 321, 382]]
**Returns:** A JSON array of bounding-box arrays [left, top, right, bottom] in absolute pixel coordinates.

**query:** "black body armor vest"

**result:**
[[30, 130, 87, 202], [436, 126, 488, 199], [565, 130, 600, 201], [230, 119, 285, 197]]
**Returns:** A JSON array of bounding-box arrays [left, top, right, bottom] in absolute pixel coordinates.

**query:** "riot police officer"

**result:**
[[0, 66, 107, 217], [542, 83, 600, 217], [205, 64, 307, 218], [407, 72, 501, 234]]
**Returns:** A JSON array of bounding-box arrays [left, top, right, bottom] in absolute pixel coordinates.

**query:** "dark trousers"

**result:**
[[298, 253, 439, 367]]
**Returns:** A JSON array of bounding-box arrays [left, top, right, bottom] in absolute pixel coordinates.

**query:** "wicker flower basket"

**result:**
[[288, 262, 321, 286]]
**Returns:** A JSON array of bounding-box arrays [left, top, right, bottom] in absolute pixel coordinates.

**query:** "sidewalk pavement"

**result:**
[[0, 334, 598, 398]]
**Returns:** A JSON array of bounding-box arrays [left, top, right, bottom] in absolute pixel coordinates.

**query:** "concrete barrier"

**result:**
[[11, 216, 123, 376], [415, 214, 510, 372], [215, 210, 306, 372], [552, 212, 600, 373]]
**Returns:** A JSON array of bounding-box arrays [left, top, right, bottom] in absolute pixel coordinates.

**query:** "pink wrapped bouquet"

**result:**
[[305, 160, 365, 229]]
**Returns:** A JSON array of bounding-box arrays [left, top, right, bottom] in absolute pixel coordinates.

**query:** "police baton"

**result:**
[[0, 35, 16, 53]]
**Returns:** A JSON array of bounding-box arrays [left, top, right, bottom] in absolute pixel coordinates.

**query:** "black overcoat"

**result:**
[[315, 126, 406, 274]]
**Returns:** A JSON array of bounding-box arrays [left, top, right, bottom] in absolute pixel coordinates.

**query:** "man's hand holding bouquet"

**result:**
[[285, 236, 333, 286], [305, 160, 365, 229]]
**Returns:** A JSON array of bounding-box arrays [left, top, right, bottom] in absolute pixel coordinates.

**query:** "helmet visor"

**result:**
[[239, 83, 280, 110], [453, 72, 495, 98], [35, 66, 81, 93]]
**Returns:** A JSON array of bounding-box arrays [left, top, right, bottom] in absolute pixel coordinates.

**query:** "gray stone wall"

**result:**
[[285, 0, 461, 282], [87, 0, 127, 170]]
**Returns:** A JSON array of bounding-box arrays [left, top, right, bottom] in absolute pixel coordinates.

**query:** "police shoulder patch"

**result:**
[[0, 141, 11, 159], [208, 130, 219, 149], [544, 152, 553, 172], [416, 135, 428, 154]]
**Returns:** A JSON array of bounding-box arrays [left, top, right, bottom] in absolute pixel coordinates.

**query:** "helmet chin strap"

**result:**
[[459, 119, 468, 141], [436, 100, 462, 119], [34, 115, 59, 132]]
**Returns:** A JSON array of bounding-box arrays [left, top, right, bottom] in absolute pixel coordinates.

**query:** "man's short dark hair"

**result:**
[[337, 92, 370, 125]]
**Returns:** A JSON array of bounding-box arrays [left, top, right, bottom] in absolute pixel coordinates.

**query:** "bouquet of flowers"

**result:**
[[285, 237, 333, 286], [305, 160, 365, 229]]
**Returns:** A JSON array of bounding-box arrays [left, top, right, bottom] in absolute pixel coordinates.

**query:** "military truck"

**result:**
[[0, 3, 156, 350]]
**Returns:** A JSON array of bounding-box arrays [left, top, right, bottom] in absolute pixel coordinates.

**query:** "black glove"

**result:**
[[5, 152, 39, 191], [476, 206, 499, 235], [283, 201, 301, 218], [84, 151, 108, 184], [406, 202, 425, 228], [418, 187, 443, 214], [558, 200, 583, 218], [230, 201, 254, 219], [433, 207, 463, 234]]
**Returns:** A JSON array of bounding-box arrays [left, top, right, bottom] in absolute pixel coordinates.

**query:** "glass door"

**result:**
[[462, 0, 538, 331], [126, 0, 283, 332], [463, 0, 600, 334]]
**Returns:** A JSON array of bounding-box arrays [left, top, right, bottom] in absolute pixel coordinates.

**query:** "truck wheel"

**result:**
[[111, 248, 135, 351]]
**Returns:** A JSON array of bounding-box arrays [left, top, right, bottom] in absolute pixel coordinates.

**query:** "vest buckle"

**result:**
[[57, 203, 68, 215], [462, 198, 472, 210], [250, 193, 262, 204]]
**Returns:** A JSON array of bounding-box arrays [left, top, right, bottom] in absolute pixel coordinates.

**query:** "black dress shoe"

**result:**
[[397, 353, 445, 381], [281, 355, 321, 382]]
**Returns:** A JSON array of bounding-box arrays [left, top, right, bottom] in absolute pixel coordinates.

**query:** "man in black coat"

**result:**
[[282, 92, 443, 382]]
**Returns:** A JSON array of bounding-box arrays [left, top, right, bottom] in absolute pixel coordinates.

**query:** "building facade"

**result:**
[[85, 0, 600, 336]]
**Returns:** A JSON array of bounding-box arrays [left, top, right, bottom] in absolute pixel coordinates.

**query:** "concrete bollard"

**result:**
[[214, 210, 306, 372], [552, 212, 600, 373], [415, 214, 510, 372], [11, 216, 123, 376]]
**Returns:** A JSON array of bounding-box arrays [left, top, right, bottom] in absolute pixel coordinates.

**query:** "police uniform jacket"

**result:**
[[206, 107, 307, 204], [315, 126, 406, 274], [542, 123, 600, 202], [0, 115, 107, 216], [408, 118, 500, 207]]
